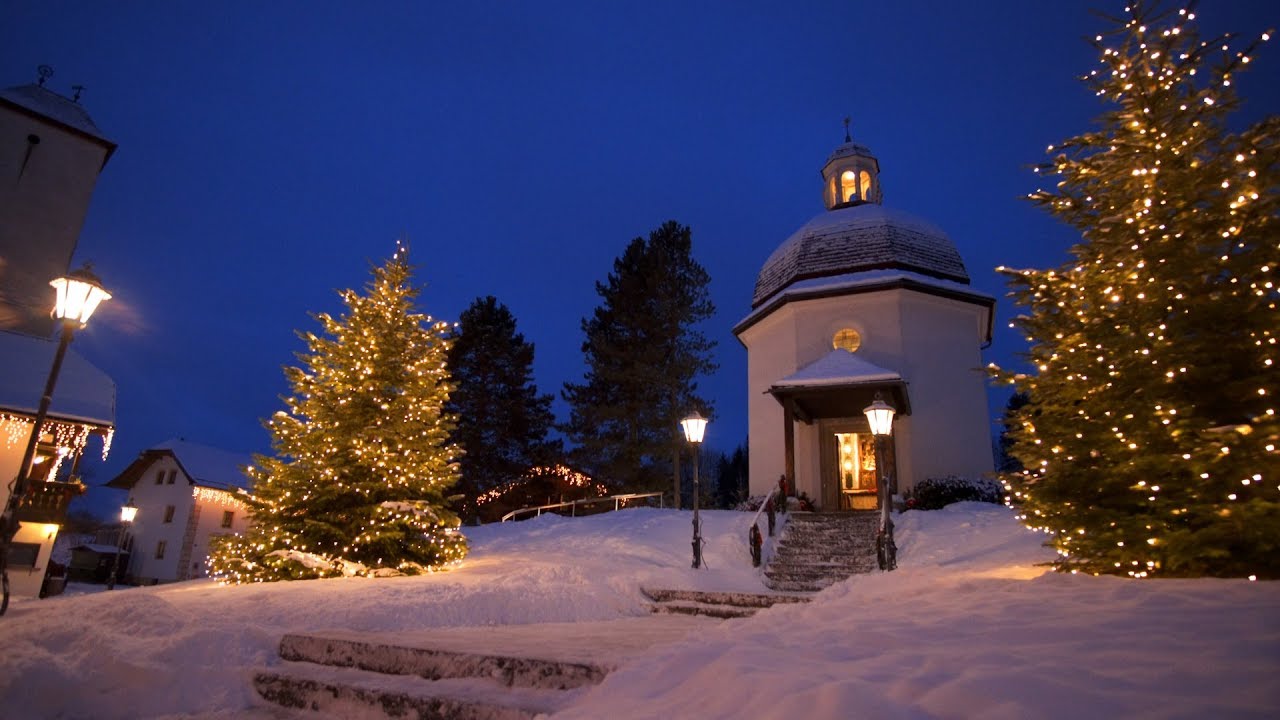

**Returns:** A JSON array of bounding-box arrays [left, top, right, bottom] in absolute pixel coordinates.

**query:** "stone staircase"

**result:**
[[642, 587, 810, 619], [254, 632, 608, 719], [764, 511, 879, 592]]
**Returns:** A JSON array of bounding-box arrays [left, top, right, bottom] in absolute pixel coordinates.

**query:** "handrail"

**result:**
[[500, 491, 664, 523], [747, 477, 789, 567]]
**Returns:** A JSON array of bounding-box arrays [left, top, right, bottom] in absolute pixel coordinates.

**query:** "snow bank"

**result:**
[[0, 504, 1275, 719]]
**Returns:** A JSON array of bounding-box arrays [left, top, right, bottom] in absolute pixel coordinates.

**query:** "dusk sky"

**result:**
[[3, 1, 1276, 516]]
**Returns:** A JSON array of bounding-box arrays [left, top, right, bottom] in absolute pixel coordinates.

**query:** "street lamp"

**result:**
[[107, 503, 137, 590], [863, 394, 897, 571], [0, 266, 110, 615], [680, 411, 708, 569]]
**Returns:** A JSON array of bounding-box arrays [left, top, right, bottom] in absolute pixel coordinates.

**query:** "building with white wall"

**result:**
[[106, 440, 251, 584], [0, 73, 117, 600], [733, 135, 995, 509]]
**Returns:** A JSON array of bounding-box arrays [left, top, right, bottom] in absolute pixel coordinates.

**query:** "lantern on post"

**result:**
[[107, 503, 137, 590], [680, 411, 708, 569], [1, 265, 111, 615], [862, 394, 897, 571]]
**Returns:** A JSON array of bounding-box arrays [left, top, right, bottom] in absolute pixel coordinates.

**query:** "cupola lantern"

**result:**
[[821, 124, 882, 210]]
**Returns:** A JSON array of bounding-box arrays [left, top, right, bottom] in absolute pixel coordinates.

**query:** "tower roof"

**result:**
[[752, 202, 970, 308], [0, 83, 115, 150]]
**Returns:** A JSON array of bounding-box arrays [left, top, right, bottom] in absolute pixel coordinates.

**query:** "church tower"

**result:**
[[0, 68, 117, 336]]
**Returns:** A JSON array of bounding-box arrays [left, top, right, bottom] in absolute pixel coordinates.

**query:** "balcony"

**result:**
[[14, 479, 85, 525]]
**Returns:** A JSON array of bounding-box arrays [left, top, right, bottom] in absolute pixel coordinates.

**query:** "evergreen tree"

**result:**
[[210, 247, 467, 582], [447, 295, 559, 514], [715, 443, 750, 509], [996, 392, 1030, 473], [992, 4, 1279, 578], [562, 221, 717, 498]]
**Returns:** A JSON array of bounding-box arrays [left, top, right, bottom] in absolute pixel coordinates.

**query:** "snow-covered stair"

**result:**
[[763, 511, 879, 592], [254, 632, 611, 718], [642, 587, 811, 618]]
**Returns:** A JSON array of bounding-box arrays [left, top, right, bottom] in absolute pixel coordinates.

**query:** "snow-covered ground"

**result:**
[[0, 504, 1276, 718]]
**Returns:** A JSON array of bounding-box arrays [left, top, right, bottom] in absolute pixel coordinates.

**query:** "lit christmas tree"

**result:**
[[210, 245, 467, 582], [993, 3, 1279, 578]]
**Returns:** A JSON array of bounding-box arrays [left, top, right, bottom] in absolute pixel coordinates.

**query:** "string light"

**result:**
[[209, 248, 469, 584], [990, 4, 1277, 579]]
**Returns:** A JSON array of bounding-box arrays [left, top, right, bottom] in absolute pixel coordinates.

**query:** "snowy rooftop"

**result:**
[[736, 268, 995, 339], [772, 349, 901, 388], [823, 140, 876, 165], [753, 203, 970, 308], [157, 438, 252, 491], [0, 84, 114, 147], [0, 330, 115, 425], [108, 439, 252, 492]]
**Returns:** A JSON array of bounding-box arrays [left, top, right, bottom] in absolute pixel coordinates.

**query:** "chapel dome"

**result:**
[[751, 138, 969, 308]]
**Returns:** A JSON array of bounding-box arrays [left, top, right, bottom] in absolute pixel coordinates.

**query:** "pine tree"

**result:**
[[447, 295, 559, 514], [993, 3, 1279, 578], [210, 247, 467, 582], [715, 444, 750, 509], [562, 221, 717, 497]]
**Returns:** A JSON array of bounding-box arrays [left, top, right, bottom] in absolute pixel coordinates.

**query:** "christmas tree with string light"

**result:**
[[209, 245, 467, 582], [993, 3, 1279, 578]]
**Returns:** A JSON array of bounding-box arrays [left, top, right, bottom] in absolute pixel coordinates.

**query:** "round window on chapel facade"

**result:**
[[833, 328, 862, 353]]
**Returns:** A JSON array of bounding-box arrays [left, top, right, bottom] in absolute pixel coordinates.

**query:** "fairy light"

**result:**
[[989, 4, 1277, 579], [208, 248, 469, 584]]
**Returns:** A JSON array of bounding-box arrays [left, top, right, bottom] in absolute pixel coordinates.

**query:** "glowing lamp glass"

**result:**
[[50, 268, 111, 326], [120, 504, 138, 523], [680, 412, 708, 444], [863, 397, 896, 436]]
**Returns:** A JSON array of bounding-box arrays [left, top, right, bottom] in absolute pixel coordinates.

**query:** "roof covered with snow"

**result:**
[[107, 439, 252, 492], [772, 349, 901, 388], [0, 330, 115, 425], [824, 140, 876, 164], [734, 269, 995, 341], [752, 203, 970, 308], [0, 84, 115, 148]]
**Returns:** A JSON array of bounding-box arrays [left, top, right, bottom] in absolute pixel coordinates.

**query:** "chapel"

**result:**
[[733, 133, 995, 509]]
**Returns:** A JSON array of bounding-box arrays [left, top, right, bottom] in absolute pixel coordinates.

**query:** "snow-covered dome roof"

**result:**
[[752, 202, 970, 308]]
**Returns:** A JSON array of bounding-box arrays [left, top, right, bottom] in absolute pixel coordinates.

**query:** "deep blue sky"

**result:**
[[3, 1, 1276, 516]]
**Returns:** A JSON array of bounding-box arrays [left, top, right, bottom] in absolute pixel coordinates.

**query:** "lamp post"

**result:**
[[863, 394, 897, 571], [0, 266, 111, 615], [107, 503, 137, 590], [680, 411, 708, 569]]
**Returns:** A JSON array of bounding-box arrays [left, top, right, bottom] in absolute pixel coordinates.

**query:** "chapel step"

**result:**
[[649, 601, 757, 619], [278, 633, 608, 691], [254, 662, 577, 720], [764, 578, 839, 592], [640, 587, 811, 608]]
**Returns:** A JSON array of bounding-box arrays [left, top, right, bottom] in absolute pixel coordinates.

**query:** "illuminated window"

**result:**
[[840, 170, 858, 203], [833, 328, 862, 352], [860, 170, 873, 201]]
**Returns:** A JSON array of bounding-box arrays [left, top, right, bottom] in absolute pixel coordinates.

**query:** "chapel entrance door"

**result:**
[[819, 419, 881, 511]]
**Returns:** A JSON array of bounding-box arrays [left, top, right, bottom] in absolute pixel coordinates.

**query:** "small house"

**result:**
[[106, 439, 252, 584]]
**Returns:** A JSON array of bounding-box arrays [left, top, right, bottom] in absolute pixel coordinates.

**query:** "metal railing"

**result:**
[[500, 491, 664, 523], [747, 478, 788, 567]]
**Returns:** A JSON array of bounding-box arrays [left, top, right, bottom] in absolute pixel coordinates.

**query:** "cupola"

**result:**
[[820, 122, 882, 209]]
